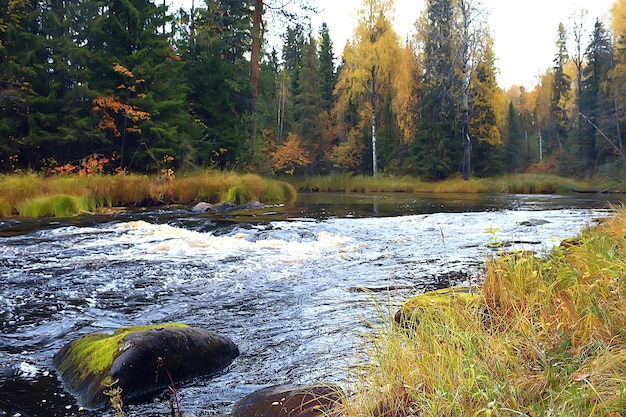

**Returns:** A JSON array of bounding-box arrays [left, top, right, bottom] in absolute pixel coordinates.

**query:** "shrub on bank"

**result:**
[[343, 210, 626, 416]]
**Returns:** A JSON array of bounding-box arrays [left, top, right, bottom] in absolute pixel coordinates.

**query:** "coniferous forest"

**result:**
[[1, 0, 625, 179]]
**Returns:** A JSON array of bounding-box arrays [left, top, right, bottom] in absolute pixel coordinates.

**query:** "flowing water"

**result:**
[[0, 192, 623, 417]]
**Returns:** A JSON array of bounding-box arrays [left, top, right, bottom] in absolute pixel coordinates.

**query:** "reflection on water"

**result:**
[[0, 192, 623, 416]]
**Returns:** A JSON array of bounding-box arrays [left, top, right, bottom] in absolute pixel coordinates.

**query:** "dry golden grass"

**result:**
[[342, 210, 626, 417], [291, 173, 583, 194], [0, 171, 297, 218]]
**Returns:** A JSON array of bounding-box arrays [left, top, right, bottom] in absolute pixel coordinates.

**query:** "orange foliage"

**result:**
[[93, 95, 150, 136], [93, 63, 151, 136], [272, 133, 310, 175], [319, 111, 339, 165], [526, 158, 560, 174], [52, 153, 121, 177], [113, 62, 134, 78]]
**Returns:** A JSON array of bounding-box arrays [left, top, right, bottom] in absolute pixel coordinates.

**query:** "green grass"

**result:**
[[0, 171, 297, 218], [16, 194, 86, 218], [342, 209, 626, 417]]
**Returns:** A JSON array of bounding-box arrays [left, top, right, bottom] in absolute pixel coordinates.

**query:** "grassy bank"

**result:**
[[290, 173, 596, 194], [0, 171, 296, 218], [343, 210, 626, 416]]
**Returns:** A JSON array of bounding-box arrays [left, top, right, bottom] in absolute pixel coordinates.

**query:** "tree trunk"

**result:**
[[461, 98, 470, 180], [461, 59, 471, 179], [249, 0, 263, 164], [460, 0, 471, 180], [371, 67, 377, 177], [538, 125, 543, 163]]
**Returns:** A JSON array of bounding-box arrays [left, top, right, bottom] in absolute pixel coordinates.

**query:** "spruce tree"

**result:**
[[580, 18, 612, 170], [504, 101, 526, 172], [91, 0, 194, 172], [180, 0, 252, 169], [550, 22, 571, 156], [294, 33, 323, 173], [318, 22, 336, 112], [0, 0, 35, 170], [415, 0, 462, 179]]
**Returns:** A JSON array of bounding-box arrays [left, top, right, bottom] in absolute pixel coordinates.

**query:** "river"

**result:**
[[0, 192, 623, 417]]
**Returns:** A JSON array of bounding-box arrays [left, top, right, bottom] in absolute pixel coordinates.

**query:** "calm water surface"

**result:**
[[0, 192, 623, 417]]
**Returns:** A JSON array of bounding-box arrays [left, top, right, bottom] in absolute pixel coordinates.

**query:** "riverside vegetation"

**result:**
[[341, 209, 626, 416], [0, 171, 297, 218], [0, 170, 618, 219]]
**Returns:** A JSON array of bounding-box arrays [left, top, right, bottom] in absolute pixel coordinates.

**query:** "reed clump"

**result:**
[[0, 171, 297, 218], [343, 210, 626, 416]]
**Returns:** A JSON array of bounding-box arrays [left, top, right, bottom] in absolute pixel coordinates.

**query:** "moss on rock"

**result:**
[[52, 323, 239, 409], [394, 287, 482, 326]]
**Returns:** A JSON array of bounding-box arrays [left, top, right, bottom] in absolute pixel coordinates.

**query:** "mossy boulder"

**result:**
[[52, 323, 239, 409], [231, 384, 343, 417], [394, 287, 482, 326]]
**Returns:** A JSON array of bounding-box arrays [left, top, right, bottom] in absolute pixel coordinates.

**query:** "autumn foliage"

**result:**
[[92, 63, 151, 138], [272, 133, 310, 175]]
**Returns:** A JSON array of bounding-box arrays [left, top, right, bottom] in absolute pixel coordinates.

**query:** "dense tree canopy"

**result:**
[[0, 0, 624, 178]]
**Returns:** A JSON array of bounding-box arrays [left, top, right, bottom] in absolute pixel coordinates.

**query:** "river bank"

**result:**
[[288, 172, 614, 194], [0, 194, 611, 416], [342, 208, 626, 416], [0, 171, 616, 219], [0, 171, 296, 218]]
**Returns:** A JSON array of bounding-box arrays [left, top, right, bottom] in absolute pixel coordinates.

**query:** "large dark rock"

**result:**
[[231, 384, 343, 417], [52, 323, 239, 409]]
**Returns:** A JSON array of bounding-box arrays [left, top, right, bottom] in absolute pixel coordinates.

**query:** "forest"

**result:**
[[1, 0, 625, 179]]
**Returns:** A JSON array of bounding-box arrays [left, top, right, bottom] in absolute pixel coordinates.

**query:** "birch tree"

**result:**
[[335, 0, 399, 177], [416, 0, 493, 179]]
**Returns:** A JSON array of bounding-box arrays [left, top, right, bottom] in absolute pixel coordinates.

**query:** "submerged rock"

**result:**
[[192, 202, 213, 212], [52, 323, 239, 409], [231, 384, 343, 417], [192, 201, 263, 214]]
